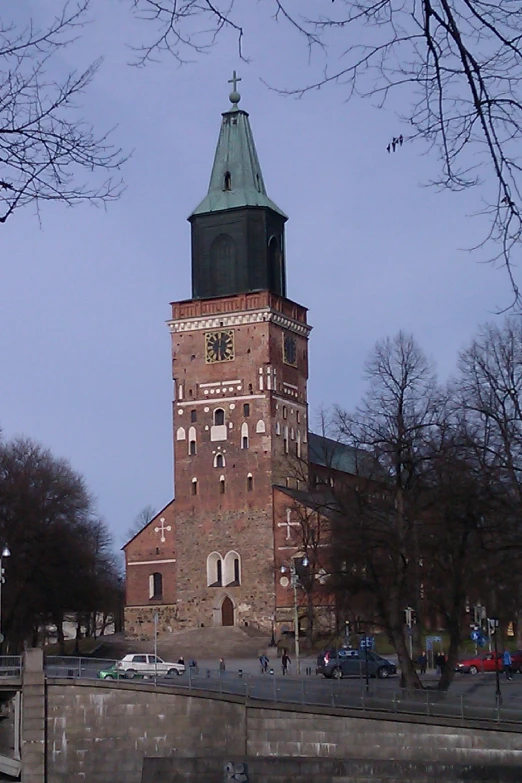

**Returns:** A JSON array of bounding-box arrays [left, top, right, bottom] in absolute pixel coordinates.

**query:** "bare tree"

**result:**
[[130, 0, 522, 304], [0, 1, 125, 224], [332, 332, 439, 689], [277, 499, 334, 649], [124, 503, 157, 543], [0, 436, 120, 652], [457, 318, 522, 644]]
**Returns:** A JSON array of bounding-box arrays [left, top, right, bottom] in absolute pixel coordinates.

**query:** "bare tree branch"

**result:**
[[130, 0, 522, 305], [0, 1, 126, 225]]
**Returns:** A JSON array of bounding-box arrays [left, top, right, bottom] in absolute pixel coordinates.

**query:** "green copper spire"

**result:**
[[190, 73, 287, 218]]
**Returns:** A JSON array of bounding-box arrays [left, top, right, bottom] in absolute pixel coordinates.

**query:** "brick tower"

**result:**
[[124, 75, 312, 636]]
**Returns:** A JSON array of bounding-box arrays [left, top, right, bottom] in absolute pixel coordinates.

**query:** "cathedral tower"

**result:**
[[167, 77, 311, 629], [124, 76, 312, 635]]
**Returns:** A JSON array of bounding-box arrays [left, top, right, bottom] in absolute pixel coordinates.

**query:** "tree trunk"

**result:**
[[53, 611, 65, 655], [306, 593, 314, 650]]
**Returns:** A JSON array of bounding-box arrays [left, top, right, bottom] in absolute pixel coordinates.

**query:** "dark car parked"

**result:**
[[316, 647, 396, 679]]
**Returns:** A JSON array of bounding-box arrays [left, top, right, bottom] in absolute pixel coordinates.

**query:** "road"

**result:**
[[44, 656, 522, 724]]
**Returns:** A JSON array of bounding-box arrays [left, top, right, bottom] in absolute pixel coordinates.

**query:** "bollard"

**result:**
[[269, 668, 274, 675], [238, 669, 243, 678]]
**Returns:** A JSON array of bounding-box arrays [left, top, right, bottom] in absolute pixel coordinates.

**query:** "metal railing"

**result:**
[[0, 656, 22, 678], [43, 658, 522, 727]]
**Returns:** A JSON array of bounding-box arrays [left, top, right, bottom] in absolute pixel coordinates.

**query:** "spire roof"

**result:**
[[190, 73, 287, 219]]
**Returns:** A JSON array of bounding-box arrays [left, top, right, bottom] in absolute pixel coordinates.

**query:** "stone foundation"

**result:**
[[124, 605, 181, 641]]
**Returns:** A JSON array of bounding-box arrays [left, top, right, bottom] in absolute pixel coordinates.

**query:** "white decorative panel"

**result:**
[[211, 425, 227, 441]]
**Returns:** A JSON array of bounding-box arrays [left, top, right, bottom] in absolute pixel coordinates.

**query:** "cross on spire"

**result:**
[[228, 70, 241, 93], [228, 70, 242, 107]]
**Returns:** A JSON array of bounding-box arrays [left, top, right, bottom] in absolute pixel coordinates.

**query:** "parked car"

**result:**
[[97, 664, 135, 680], [114, 654, 185, 678], [316, 647, 396, 679], [454, 652, 503, 674]]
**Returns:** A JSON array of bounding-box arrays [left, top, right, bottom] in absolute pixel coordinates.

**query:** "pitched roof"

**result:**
[[190, 95, 287, 219], [308, 432, 380, 478]]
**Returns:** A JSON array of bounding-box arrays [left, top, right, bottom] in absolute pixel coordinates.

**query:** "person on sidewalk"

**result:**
[[219, 658, 226, 672], [259, 654, 269, 674], [418, 651, 427, 675], [281, 651, 291, 675], [503, 649, 513, 680]]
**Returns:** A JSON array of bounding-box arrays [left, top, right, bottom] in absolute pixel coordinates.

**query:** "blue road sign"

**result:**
[[425, 635, 442, 651], [471, 629, 487, 646], [360, 636, 375, 650]]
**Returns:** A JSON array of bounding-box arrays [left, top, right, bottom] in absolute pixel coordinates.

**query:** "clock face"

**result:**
[[283, 333, 297, 366], [205, 330, 235, 363]]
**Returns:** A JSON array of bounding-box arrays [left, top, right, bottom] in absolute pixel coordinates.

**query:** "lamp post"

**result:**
[[0, 546, 10, 649], [281, 557, 308, 675], [153, 612, 159, 684], [489, 617, 502, 708]]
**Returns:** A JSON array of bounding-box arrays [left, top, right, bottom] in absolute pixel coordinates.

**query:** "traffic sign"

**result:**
[[360, 636, 375, 650], [425, 635, 442, 651]]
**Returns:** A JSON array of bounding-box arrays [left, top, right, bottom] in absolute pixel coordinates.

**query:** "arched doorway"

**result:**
[[221, 596, 234, 626]]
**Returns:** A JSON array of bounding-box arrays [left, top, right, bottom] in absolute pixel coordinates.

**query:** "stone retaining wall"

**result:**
[[44, 680, 522, 783]]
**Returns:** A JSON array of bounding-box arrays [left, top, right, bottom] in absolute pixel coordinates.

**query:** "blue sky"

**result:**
[[1, 1, 509, 545]]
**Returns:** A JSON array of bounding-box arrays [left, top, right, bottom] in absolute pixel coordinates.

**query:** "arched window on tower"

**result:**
[[209, 234, 237, 296], [191, 409, 197, 423], [188, 425, 197, 456], [220, 475, 226, 494], [224, 171, 232, 191], [268, 235, 283, 295], [191, 477, 198, 495], [241, 422, 249, 450], [247, 473, 253, 492], [214, 453, 225, 468], [214, 408, 225, 426], [149, 572, 163, 600], [207, 552, 223, 587], [224, 551, 241, 586]]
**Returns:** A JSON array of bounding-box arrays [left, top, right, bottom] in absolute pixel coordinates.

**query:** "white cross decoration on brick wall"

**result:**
[[154, 517, 172, 543], [277, 508, 300, 540]]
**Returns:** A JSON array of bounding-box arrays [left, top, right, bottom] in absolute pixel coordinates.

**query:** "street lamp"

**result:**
[[0, 546, 10, 648], [280, 556, 308, 675]]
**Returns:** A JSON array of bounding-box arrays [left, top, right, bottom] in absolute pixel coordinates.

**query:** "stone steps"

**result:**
[[94, 626, 270, 661]]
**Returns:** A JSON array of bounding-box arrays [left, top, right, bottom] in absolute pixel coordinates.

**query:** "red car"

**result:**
[[455, 652, 503, 674]]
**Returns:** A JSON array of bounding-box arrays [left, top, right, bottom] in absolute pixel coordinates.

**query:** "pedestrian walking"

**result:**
[[503, 649, 513, 680], [219, 658, 226, 672], [281, 651, 291, 676], [178, 656, 185, 666], [418, 651, 427, 675], [435, 651, 446, 675], [259, 654, 269, 674]]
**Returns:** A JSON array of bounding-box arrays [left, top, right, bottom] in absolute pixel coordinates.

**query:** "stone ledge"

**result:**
[[46, 679, 522, 734]]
